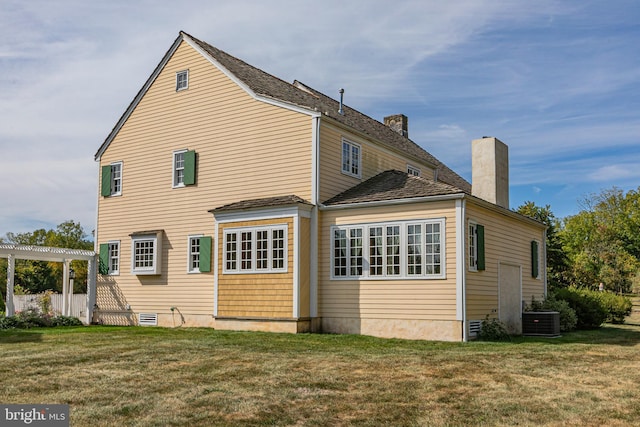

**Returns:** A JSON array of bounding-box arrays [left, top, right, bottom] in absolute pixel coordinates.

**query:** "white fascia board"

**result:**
[[319, 193, 465, 211], [182, 35, 320, 118]]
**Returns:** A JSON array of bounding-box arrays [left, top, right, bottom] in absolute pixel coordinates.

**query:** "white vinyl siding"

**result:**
[[331, 219, 446, 280], [223, 225, 288, 274]]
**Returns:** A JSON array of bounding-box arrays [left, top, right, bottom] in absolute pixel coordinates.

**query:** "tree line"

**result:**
[[517, 186, 640, 294]]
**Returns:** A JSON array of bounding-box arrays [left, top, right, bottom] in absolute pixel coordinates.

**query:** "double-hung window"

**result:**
[[224, 225, 287, 274], [101, 161, 123, 197], [99, 241, 120, 275], [331, 219, 445, 279], [188, 235, 212, 273], [173, 149, 196, 187], [176, 70, 188, 91], [341, 139, 361, 178]]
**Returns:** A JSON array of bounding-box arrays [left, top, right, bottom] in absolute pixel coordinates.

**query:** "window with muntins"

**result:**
[[407, 165, 421, 176], [341, 139, 361, 178], [99, 241, 120, 275], [224, 225, 288, 274], [174, 150, 185, 187], [331, 219, 446, 279], [101, 162, 123, 197], [131, 232, 162, 275], [189, 236, 200, 273], [176, 70, 188, 91]]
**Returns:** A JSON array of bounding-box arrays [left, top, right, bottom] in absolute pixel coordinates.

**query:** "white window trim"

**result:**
[[110, 161, 123, 197], [341, 138, 361, 179], [407, 164, 421, 176], [172, 149, 188, 188], [131, 233, 160, 275], [330, 218, 446, 280], [468, 221, 478, 272], [223, 224, 288, 274], [188, 234, 203, 274], [176, 69, 189, 91], [107, 240, 120, 276]]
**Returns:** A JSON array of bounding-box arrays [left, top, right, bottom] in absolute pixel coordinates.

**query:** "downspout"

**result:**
[[309, 115, 321, 319], [456, 198, 468, 342]]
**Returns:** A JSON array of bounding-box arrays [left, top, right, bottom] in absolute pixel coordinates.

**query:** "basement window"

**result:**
[[176, 70, 189, 91]]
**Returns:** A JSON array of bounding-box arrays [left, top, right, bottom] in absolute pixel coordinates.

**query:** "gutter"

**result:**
[[319, 193, 465, 211]]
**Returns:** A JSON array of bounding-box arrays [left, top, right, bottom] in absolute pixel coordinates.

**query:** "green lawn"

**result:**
[[1, 324, 640, 426]]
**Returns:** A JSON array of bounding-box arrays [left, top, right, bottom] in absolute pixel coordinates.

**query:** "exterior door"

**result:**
[[499, 263, 522, 334]]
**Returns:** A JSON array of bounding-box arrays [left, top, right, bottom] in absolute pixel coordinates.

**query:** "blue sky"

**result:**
[[1, 0, 639, 238]]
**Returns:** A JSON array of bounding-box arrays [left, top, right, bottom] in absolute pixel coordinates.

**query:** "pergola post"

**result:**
[[86, 257, 97, 324], [6, 254, 15, 317], [62, 260, 70, 316]]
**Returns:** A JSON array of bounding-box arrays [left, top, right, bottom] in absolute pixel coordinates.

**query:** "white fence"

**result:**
[[13, 294, 87, 322]]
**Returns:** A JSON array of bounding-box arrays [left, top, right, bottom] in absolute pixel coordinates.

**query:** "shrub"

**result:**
[[0, 309, 82, 330], [526, 295, 577, 332], [478, 316, 511, 341], [50, 316, 83, 327], [554, 287, 607, 329], [596, 292, 632, 324]]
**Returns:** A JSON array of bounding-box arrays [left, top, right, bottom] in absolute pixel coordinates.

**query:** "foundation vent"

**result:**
[[468, 320, 482, 337], [138, 313, 158, 326]]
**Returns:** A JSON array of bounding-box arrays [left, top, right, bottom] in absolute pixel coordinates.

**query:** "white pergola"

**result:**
[[1, 244, 97, 324]]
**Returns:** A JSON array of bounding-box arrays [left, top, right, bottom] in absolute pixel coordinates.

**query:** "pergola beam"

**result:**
[[1, 244, 97, 322]]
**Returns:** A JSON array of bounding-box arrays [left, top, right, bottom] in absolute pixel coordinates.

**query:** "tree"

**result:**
[[560, 187, 640, 293], [516, 201, 569, 290]]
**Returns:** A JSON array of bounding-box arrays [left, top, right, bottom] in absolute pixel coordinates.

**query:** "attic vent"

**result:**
[[138, 313, 158, 326], [468, 320, 482, 337]]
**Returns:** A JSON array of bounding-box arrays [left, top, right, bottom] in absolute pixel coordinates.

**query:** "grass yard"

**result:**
[[1, 320, 640, 426]]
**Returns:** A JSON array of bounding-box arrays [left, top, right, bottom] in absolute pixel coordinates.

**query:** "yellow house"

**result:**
[[94, 31, 546, 341]]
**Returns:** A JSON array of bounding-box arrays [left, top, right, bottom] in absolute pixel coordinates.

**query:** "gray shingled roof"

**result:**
[[323, 170, 464, 206], [185, 32, 471, 194], [211, 195, 312, 213]]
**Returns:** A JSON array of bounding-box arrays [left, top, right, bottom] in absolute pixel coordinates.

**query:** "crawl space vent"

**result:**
[[138, 313, 158, 326], [468, 320, 482, 338]]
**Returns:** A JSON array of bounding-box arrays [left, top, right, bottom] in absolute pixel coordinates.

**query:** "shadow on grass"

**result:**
[[0, 331, 44, 344], [514, 323, 640, 347]]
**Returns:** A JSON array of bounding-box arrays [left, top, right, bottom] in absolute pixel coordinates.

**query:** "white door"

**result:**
[[499, 263, 522, 334]]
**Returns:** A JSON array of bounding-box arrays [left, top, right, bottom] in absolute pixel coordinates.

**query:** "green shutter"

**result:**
[[476, 224, 485, 271], [101, 165, 112, 196], [199, 236, 212, 273], [183, 150, 196, 186], [531, 240, 539, 278], [99, 243, 109, 274]]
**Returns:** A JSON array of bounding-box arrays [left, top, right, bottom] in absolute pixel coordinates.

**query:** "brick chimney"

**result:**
[[472, 137, 509, 209], [384, 114, 408, 138]]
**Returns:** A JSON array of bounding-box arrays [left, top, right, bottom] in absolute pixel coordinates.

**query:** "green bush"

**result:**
[[554, 287, 607, 329], [596, 292, 632, 324], [0, 308, 83, 330], [526, 294, 578, 332], [478, 316, 511, 341]]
